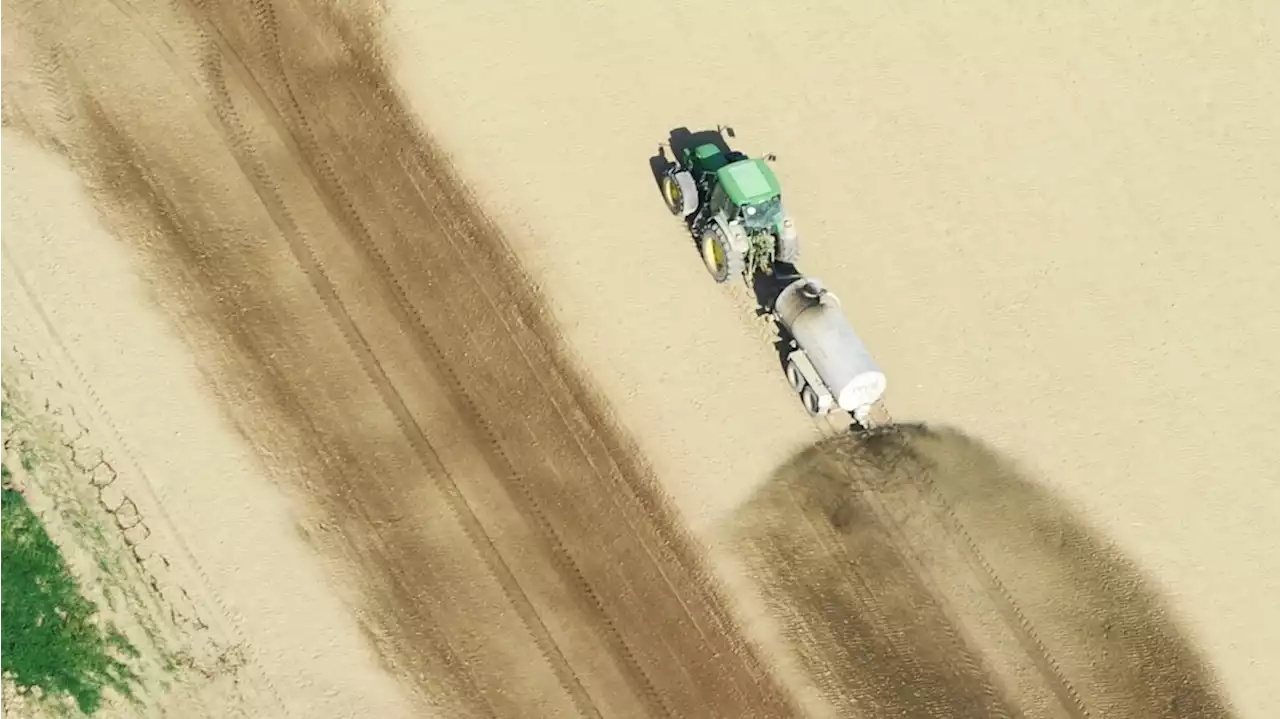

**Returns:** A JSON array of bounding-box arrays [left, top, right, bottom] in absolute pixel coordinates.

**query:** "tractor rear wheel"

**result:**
[[662, 171, 698, 217], [700, 225, 744, 284]]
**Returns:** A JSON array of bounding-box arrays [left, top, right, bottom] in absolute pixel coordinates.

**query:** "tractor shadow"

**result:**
[[753, 260, 807, 391], [647, 126, 736, 190]]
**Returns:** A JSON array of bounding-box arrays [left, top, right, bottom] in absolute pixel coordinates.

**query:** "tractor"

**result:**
[[660, 127, 799, 283]]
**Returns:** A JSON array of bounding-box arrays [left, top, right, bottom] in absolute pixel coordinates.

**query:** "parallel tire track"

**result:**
[[93, 0, 599, 714], [905, 434, 1091, 718], [177, 0, 799, 715], [839, 423, 1089, 717], [5, 0, 586, 711], [774, 449, 1015, 716], [57, 0, 798, 711], [814, 420, 1079, 715], [0, 25, 293, 711], [181, 1, 651, 713]]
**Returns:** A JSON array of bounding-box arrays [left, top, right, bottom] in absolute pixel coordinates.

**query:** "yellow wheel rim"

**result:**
[[665, 178, 680, 207], [704, 234, 725, 274]]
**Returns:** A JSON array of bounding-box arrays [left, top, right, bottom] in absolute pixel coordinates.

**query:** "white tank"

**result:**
[[774, 277, 887, 414]]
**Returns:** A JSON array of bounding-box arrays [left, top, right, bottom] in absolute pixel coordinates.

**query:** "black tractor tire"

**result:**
[[700, 225, 744, 284], [662, 171, 699, 217]]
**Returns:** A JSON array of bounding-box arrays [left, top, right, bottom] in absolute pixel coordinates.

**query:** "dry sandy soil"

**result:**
[[3, 0, 1277, 717]]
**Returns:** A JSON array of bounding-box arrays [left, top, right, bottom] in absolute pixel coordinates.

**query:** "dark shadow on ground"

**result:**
[[752, 260, 806, 385], [647, 126, 735, 196], [646, 125, 746, 235], [723, 424, 1238, 718]]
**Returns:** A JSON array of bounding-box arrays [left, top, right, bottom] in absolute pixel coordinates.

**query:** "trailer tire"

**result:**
[[801, 385, 823, 416], [785, 359, 806, 392]]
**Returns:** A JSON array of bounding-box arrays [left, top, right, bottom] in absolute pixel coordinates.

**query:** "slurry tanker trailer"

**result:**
[[774, 276, 887, 426]]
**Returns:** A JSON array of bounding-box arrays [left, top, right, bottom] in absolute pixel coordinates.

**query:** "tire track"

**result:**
[[5, 0, 803, 715], [728, 425, 1238, 717], [5, 78, 286, 712], [813, 419, 1080, 716], [172, 0, 798, 711], [748, 450, 1018, 715], [92, 79, 561, 718], [89, 2, 590, 712], [175, 2, 662, 713], [6, 22, 560, 711], [2, 246, 293, 718], [70, 2, 597, 712], [903, 434, 1090, 717]]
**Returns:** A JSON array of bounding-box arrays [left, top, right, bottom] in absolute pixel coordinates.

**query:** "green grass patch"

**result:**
[[2, 465, 140, 714], [20, 445, 37, 472]]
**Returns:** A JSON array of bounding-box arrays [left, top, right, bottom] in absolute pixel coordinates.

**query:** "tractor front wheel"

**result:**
[[663, 171, 699, 217], [700, 225, 744, 284]]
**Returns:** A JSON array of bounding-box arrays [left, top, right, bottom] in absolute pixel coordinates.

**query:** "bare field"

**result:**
[[5, 0, 797, 716], [3, 0, 1277, 717], [385, 2, 1280, 716]]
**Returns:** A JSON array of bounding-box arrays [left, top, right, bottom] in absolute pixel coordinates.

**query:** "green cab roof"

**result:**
[[716, 158, 781, 205], [691, 144, 729, 172]]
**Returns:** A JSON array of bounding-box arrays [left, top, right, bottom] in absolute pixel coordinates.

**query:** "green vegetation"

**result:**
[[20, 443, 36, 472], [1, 463, 140, 714]]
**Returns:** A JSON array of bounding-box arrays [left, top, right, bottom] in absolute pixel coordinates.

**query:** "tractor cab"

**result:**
[[690, 143, 730, 172], [715, 158, 784, 232]]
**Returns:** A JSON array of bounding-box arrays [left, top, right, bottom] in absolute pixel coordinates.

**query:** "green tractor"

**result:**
[[660, 128, 799, 283]]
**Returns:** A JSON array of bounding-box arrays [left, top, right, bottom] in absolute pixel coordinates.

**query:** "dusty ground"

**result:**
[[4, 0, 798, 716], [3, 0, 1277, 718], [385, 1, 1279, 716]]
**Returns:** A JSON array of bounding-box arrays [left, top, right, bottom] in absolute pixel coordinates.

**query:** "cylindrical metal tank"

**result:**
[[774, 277, 887, 413]]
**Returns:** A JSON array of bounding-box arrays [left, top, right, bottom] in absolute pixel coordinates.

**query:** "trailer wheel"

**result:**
[[800, 385, 823, 416], [785, 359, 806, 392]]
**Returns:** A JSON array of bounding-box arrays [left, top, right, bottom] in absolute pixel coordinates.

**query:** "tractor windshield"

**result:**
[[740, 197, 783, 231]]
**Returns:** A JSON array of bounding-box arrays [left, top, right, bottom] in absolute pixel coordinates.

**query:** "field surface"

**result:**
[[3, 1, 1276, 717]]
